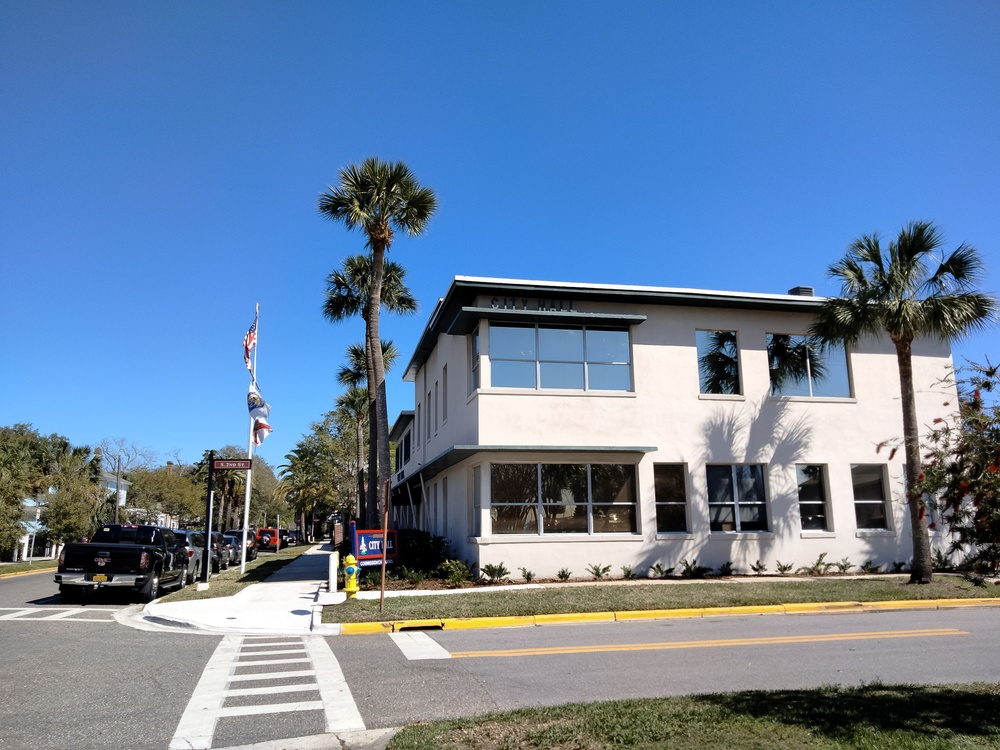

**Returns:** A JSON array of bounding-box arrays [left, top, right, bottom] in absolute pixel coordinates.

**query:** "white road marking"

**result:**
[[390, 631, 452, 660], [305, 635, 366, 732], [0, 607, 116, 622], [170, 634, 365, 749], [170, 634, 242, 750]]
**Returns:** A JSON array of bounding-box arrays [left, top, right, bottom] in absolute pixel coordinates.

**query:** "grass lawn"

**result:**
[[0, 558, 59, 577], [323, 575, 1000, 623], [387, 682, 1000, 749]]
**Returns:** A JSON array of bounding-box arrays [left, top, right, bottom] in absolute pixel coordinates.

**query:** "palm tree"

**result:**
[[810, 221, 997, 583], [335, 385, 369, 521], [319, 160, 436, 525], [323, 254, 414, 527], [336, 341, 400, 526]]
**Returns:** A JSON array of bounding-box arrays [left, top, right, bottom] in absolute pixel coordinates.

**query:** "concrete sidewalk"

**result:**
[[139, 543, 347, 634]]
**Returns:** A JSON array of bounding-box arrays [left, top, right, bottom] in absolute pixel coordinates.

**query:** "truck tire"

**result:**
[[141, 572, 160, 603], [59, 585, 81, 604], [176, 567, 187, 590]]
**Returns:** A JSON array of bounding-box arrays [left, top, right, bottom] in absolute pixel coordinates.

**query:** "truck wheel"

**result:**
[[59, 585, 81, 604], [141, 572, 160, 603], [176, 568, 187, 590]]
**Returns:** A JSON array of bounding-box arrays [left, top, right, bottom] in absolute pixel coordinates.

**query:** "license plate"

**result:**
[[92, 574, 108, 582]]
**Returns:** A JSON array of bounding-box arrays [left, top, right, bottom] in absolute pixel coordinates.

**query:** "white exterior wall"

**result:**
[[394, 285, 957, 579]]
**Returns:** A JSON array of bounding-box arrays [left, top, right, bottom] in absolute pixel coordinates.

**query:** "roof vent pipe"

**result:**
[[787, 286, 814, 296]]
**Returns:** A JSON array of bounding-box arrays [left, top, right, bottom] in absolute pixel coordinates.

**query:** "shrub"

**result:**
[[750, 559, 767, 576], [519, 567, 535, 583], [557, 568, 572, 582], [649, 563, 674, 579], [892, 561, 907, 574], [481, 562, 511, 584], [860, 559, 881, 574], [587, 563, 611, 580], [679, 558, 711, 579], [797, 552, 836, 576], [835, 558, 853, 574], [396, 529, 449, 572], [621, 565, 637, 580], [775, 560, 794, 574], [717, 561, 735, 577], [437, 558, 472, 586]]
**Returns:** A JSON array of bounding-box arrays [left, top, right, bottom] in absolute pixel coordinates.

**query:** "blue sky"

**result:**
[[2, 1, 998, 471]]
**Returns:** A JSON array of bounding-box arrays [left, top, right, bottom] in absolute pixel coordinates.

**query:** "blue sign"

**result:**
[[350, 521, 397, 567]]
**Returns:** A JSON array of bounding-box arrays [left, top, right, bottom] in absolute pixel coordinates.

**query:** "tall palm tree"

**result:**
[[811, 221, 997, 583], [323, 254, 414, 527], [319, 160, 436, 525]]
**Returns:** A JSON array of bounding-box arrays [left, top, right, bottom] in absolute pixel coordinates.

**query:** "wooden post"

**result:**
[[379, 480, 390, 613]]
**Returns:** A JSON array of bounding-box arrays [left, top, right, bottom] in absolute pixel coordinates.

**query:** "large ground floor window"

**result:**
[[490, 462, 637, 534], [851, 464, 889, 530], [706, 464, 768, 532]]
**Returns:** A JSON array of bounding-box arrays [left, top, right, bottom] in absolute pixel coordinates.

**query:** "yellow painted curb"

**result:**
[[932, 598, 1000, 608], [0, 567, 57, 579], [535, 612, 616, 625], [701, 605, 786, 617], [783, 601, 863, 613], [444, 616, 535, 630], [862, 600, 937, 611], [339, 621, 395, 635], [616, 608, 702, 621]]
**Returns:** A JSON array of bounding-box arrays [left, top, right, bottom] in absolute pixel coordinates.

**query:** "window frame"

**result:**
[[653, 463, 689, 533], [795, 463, 830, 531], [696, 329, 742, 395], [766, 333, 852, 398], [488, 323, 633, 392], [706, 464, 769, 533], [489, 462, 638, 535], [851, 463, 890, 530]]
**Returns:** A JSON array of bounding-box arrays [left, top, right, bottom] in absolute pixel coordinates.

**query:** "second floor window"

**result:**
[[766, 334, 851, 398], [489, 324, 632, 391]]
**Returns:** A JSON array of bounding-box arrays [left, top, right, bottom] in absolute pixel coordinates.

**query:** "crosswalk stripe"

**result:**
[[170, 634, 365, 749], [390, 631, 452, 660]]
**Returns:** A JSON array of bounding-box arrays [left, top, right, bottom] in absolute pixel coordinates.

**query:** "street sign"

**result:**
[[212, 459, 252, 470]]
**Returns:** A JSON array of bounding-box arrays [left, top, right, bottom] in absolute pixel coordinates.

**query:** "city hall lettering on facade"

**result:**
[[490, 297, 576, 312]]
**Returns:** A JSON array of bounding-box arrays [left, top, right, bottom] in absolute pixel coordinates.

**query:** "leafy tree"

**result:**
[[127, 464, 203, 524], [318, 159, 436, 528], [321, 251, 417, 527], [38, 434, 103, 543], [811, 221, 998, 582], [278, 414, 351, 537], [916, 360, 1000, 574], [0, 424, 51, 555]]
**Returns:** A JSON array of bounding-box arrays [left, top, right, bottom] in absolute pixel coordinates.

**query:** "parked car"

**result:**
[[192, 531, 228, 572], [256, 527, 283, 551], [223, 534, 242, 567], [286, 529, 300, 545], [224, 528, 258, 561], [55, 524, 188, 602], [173, 529, 207, 584]]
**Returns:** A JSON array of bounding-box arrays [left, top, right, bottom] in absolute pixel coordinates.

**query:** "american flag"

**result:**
[[243, 314, 257, 372]]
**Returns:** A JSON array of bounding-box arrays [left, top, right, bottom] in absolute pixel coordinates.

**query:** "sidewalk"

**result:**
[[140, 543, 347, 634]]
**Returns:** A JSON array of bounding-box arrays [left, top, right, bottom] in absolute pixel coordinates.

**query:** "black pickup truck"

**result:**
[[55, 524, 188, 603]]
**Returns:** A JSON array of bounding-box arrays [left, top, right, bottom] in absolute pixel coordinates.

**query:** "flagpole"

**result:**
[[240, 303, 258, 574]]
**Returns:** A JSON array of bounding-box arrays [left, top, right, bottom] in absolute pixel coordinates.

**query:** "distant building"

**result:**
[[388, 276, 955, 578]]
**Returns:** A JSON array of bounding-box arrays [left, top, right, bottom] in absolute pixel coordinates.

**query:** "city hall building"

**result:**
[[388, 276, 955, 579]]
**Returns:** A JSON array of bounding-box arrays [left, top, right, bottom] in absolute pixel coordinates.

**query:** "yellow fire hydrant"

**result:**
[[343, 554, 359, 599]]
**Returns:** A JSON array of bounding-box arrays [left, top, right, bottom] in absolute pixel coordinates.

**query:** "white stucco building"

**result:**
[[388, 276, 955, 579]]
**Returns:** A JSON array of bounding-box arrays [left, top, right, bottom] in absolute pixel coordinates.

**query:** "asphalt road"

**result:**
[[2, 569, 998, 749]]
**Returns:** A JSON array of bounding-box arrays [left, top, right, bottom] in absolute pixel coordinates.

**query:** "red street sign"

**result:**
[[212, 459, 252, 470]]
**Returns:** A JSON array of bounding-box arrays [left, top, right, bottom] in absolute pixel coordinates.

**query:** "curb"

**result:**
[[336, 597, 1000, 635]]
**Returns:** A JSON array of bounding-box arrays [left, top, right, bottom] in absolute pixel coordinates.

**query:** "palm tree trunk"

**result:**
[[355, 414, 365, 522], [895, 338, 934, 583], [367, 242, 392, 531]]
